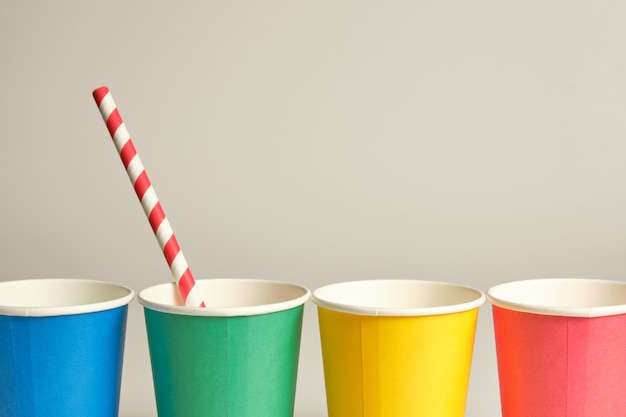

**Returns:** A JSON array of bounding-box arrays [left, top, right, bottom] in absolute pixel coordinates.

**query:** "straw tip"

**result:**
[[92, 86, 110, 105]]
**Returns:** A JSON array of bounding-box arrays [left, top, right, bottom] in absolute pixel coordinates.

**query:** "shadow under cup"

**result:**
[[488, 278, 626, 417], [0, 278, 135, 417], [138, 279, 310, 417], [312, 279, 485, 417]]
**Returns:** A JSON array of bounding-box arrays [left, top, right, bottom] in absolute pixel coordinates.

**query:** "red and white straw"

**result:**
[[93, 86, 205, 307]]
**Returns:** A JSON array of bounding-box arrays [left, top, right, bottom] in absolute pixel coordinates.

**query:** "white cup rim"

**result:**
[[311, 279, 485, 316], [0, 278, 135, 317], [138, 278, 311, 317], [487, 278, 626, 317]]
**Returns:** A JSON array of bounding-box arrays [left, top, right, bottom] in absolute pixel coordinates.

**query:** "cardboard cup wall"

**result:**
[[138, 278, 310, 417], [312, 279, 485, 417], [0, 279, 135, 417], [488, 278, 626, 417]]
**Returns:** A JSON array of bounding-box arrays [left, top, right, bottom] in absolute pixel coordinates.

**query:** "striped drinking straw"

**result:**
[[93, 86, 205, 307]]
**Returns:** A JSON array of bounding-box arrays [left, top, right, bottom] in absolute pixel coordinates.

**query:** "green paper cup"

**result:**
[[138, 278, 310, 417]]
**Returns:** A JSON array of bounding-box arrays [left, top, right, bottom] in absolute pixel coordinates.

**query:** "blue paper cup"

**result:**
[[0, 279, 135, 417]]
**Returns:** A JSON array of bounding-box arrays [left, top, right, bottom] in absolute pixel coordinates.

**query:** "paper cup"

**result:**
[[0, 278, 135, 417], [138, 278, 310, 417], [312, 279, 485, 417], [488, 278, 626, 417]]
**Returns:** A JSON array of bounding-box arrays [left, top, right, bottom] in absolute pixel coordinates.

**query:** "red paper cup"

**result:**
[[487, 278, 626, 417]]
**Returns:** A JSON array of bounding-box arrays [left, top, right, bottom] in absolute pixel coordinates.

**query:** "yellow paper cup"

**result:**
[[312, 280, 485, 417]]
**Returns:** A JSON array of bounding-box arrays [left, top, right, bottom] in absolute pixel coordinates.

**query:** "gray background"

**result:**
[[2, 1, 625, 416]]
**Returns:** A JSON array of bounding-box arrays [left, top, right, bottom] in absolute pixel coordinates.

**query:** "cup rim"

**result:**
[[311, 279, 485, 316], [138, 278, 311, 317], [0, 278, 135, 317], [487, 278, 626, 317]]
